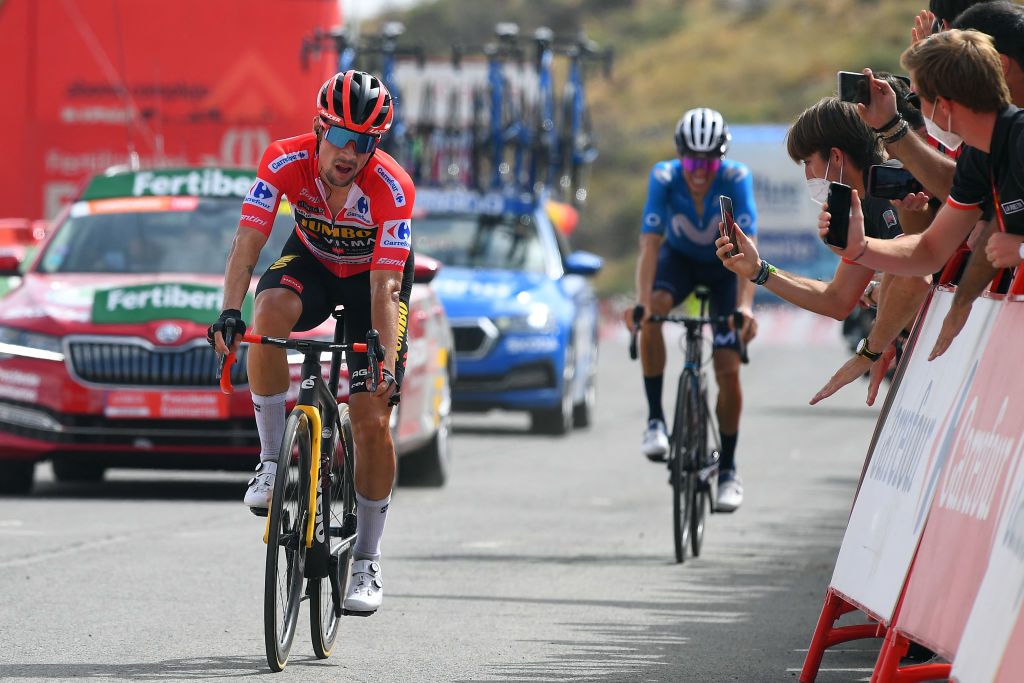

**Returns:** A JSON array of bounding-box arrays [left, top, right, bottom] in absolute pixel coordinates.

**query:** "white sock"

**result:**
[[251, 391, 287, 463], [354, 491, 391, 561]]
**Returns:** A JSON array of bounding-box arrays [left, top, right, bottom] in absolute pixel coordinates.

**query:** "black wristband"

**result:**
[[872, 112, 902, 133], [881, 121, 910, 145]]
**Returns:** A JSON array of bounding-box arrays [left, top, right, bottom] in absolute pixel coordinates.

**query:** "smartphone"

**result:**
[[825, 182, 853, 250], [867, 164, 924, 200], [837, 71, 912, 105], [719, 195, 738, 257]]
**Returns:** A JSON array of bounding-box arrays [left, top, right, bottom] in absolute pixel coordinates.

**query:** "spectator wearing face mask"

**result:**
[[715, 98, 931, 405], [820, 29, 1024, 361]]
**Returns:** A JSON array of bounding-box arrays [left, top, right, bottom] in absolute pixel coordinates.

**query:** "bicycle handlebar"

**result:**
[[628, 305, 750, 365], [217, 330, 381, 395]]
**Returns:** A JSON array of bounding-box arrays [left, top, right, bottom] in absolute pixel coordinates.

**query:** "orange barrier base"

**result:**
[[871, 629, 951, 683], [800, 588, 886, 682]]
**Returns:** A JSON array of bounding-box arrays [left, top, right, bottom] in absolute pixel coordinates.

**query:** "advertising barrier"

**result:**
[[801, 285, 1024, 682], [830, 291, 998, 621]]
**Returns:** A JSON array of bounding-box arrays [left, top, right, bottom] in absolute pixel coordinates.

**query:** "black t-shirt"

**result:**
[[949, 105, 1024, 235], [861, 194, 903, 240]]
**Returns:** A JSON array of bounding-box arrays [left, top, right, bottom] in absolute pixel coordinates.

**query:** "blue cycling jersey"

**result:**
[[641, 158, 758, 263]]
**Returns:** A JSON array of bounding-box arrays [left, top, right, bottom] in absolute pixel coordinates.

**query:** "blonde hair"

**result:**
[[901, 29, 1011, 112]]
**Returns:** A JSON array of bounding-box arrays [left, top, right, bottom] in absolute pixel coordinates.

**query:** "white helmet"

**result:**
[[675, 108, 730, 156]]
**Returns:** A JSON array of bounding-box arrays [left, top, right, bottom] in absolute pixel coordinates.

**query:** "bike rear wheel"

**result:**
[[310, 406, 357, 658], [671, 370, 698, 564], [264, 410, 311, 672]]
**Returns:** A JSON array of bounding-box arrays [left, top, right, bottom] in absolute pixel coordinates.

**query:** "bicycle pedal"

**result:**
[[342, 608, 377, 618], [249, 506, 269, 518]]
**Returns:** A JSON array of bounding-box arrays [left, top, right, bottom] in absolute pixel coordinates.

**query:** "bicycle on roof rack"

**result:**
[[217, 309, 386, 671], [628, 286, 748, 563]]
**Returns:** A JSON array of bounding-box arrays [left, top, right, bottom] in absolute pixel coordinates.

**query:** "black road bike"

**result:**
[[219, 309, 385, 671], [630, 287, 747, 563]]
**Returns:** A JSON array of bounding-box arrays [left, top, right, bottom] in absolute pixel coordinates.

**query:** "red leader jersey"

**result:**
[[239, 133, 415, 277]]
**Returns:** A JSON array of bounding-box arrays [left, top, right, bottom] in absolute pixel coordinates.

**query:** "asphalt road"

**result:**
[[0, 320, 886, 682]]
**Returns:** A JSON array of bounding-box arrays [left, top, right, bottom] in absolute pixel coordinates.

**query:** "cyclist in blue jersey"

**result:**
[[632, 107, 758, 512]]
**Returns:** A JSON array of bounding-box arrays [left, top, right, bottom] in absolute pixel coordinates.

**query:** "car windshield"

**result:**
[[413, 213, 547, 274], [36, 197, 294, 275]]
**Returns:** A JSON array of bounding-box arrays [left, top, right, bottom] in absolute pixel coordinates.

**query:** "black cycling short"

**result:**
[[653, 245, 741, 353], [256, 230, 414, 401]]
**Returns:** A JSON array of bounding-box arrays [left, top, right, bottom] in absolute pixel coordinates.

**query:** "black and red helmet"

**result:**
[[316, 70, 394, 136]]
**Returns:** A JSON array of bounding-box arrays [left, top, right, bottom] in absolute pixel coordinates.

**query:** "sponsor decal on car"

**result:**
[[375, 166, 406, 207], [268, 150, 309, 173], [91, 283, 253, 324], [505, 336, 560, 354], [130, 169, 255, 198], [104, 390, 229, 419], [0, 367, 41, 402], [380, 220, 411, 250], [243, 179, 279, 212]]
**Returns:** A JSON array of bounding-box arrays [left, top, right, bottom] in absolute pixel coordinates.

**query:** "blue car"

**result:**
[[413, 189, 602, 435]]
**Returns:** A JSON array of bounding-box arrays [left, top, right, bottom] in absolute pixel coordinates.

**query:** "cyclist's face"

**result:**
[[318, 135, 373, 188], [680, 154, 721, 192]]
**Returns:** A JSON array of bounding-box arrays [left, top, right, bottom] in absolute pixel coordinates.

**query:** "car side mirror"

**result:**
[[0, 252, 21, 277], [413, 254, 441, 284], [564, 251, 602, 276]]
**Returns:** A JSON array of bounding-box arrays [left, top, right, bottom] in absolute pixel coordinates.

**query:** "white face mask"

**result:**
[[806, 155, 843, 205], [924, 99, 963, 151]]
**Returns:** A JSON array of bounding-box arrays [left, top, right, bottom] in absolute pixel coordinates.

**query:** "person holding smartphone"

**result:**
[[714, 97, 932, 406], [821, 30, 1024, 362], [631, 107, 757, 512]]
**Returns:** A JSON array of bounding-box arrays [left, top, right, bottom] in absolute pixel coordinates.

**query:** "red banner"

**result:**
[[0, 0, 340, 219], [896, 302, 1024, 659]]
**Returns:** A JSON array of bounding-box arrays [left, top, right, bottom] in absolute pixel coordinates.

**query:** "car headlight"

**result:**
[[0, 325, 65, 361], [494, 304, 557, 334]]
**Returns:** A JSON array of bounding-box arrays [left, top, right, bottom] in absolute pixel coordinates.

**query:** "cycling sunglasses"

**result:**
[[323, 125, 380, 154], [682, 156, 722, 175]]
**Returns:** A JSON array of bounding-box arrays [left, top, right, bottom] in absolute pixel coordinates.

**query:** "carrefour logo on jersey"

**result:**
[[269, 150, 309, 173], [376, 167, 406, 207], [244, 180, 280, 212], [132, 170, 255, 197], [381, 220, 411, 250]]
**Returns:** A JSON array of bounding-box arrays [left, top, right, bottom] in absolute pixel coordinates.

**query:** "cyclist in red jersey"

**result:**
[[209, 70, 415, 614]]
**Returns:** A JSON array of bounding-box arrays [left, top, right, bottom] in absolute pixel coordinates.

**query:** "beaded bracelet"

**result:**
[[881, 121, 911, 145]]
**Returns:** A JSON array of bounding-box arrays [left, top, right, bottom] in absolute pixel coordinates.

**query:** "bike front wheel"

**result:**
[[310, 406, 357, 658], [690, 390, 711, 558], [264, 410, 311, 672], [671, 371, 698, 564]]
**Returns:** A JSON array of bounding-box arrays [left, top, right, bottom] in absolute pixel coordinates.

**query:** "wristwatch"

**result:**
[[856, 337, 882, 362]]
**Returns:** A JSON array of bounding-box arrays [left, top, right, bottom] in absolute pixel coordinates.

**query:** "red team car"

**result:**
[[0, 167, 453, 493]]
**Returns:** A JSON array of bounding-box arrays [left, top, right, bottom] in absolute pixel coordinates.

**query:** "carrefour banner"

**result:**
[[91, 283, 253, 324], [951, 425, 1024, 682], [898, 302, 1024, 661], [829, 290, 1000, 622]]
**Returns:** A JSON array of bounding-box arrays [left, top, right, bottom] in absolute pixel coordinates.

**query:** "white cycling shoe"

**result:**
[[344, 559, 383, 614], [641, 419, 670, 462], [243, 461, 276, 515], [716, 471, 744, 513]]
